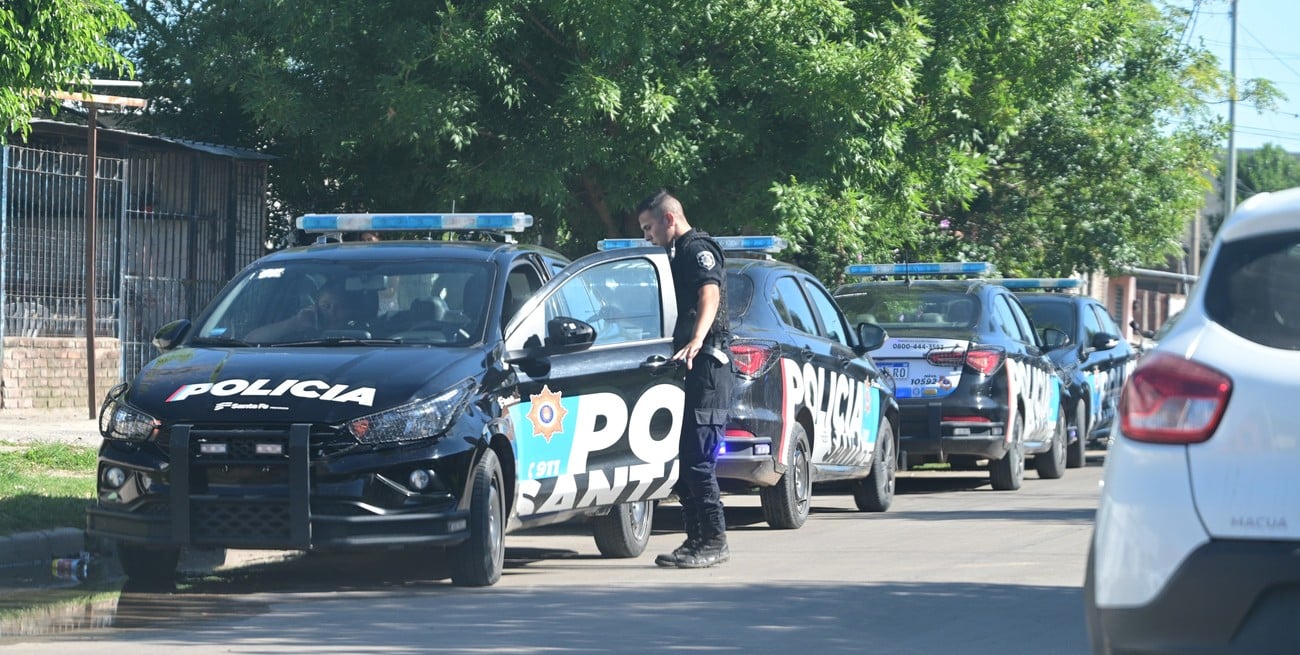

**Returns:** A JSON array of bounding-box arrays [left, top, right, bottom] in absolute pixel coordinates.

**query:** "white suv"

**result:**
[[1085, 188, 1300, 653]]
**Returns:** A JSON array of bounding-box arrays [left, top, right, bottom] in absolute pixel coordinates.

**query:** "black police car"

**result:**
[[833, 263, 1068, 491], [89, 213, 692, 587], [1005, 279, 1137, 465], [598, 236, 899, 529]]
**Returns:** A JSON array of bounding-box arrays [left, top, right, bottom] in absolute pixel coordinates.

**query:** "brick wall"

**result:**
[[1, 337, 121, 409]]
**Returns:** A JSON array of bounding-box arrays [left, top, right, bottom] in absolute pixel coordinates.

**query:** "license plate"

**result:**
[[883, 362, 908, 380]]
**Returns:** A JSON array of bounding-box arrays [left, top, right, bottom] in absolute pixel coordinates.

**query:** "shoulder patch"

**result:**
[[697, 250, 716, 271]]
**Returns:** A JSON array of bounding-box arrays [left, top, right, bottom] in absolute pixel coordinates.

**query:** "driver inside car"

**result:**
[[246, 284, 356, 341]]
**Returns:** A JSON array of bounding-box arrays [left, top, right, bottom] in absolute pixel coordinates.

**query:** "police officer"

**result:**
[[636, 189, 732, 569]]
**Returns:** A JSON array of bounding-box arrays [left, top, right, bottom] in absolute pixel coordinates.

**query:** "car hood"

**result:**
[[125, 346, 484, 424]]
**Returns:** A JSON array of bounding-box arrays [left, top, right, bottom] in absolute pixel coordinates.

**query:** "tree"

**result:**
[[122, 0, 1233, 281], [0, 0, 133, 138]]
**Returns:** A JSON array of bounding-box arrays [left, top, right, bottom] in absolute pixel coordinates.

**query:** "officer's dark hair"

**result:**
[[636, 188, 679, 219]]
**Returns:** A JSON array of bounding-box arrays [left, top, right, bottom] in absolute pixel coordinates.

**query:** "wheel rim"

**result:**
[[1013, 419, 1025, 480], [629, 500, 651, 541], [794, 443, 811, 514], [488, 476, 504, 568], [1055, 416, 1067, 468], [881, 432, 895, 494]]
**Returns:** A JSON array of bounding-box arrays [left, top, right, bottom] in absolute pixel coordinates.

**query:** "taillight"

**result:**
[[730, 343, 775, 377], [1120, 352, 1232, 444], [964, 347, 1005, 375], [926, 348, 966, 368]]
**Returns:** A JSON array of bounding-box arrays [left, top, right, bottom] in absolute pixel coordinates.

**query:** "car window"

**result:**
[[991, 296, 1024, 341], [802, 279, 851, 346], [502, 263, 543, 332], [1091, 304, 1122, 338], [725, 271, 754, 322], [201, 259, 494, 346], [834, 288, 975, 329], [516, 257, 664, 348], [772, 276, 819, 335], [1205, 231, 1300, 349], [1008, 297, 1039, 347], [1022, 300, 1076, 345], [1082, 301, 1104, 345]]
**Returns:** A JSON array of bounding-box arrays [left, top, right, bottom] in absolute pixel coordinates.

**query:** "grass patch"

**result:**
[[0, 441, 97, 535]]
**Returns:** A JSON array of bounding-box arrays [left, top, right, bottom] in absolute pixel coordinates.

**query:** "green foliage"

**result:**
[[1204, 143, 1300, 236], [0, 0, 134, 138], [123, 0, 1232, 279], [0, 443, 97, 535]]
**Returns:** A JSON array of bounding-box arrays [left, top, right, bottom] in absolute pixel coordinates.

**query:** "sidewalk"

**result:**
[[0, 407, 103, 447]]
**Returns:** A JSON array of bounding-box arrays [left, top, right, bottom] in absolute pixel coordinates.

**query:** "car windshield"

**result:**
[[836, 287, 979, 329], [1204, 231, 1300, 350], [1020, 299, 1077, 346], [195, 259, 495, 346]]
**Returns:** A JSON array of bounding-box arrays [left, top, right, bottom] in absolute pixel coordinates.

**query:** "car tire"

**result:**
[[760, 424, 811, 529], [1067, 399, 1088, 469], [592, 499, 654, 558], [989, 412, 1024, 491], [853, 419, 895, 512], [451, 448, 505, 587], [116, 543, 180, 585], [1035, 410, 1067, 479]]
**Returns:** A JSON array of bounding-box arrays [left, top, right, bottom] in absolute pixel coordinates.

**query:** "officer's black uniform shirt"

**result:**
[[669, 229, 728, 351]]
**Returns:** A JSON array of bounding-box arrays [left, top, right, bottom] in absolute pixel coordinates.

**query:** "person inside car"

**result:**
[[246, 283, 358, 341]]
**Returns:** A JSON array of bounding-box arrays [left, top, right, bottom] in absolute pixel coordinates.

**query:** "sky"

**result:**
[[1173, 0, 1300, 152]]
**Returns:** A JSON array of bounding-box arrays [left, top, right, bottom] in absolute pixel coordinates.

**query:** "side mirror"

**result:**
[[152, 319, 191, 352], [1091, 332, 1120, 351], [546, 317, 596, 352], [1041, 327, 1071, 350], [856, 322, 887, 352]]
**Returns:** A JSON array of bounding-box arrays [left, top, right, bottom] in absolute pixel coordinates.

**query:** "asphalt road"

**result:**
[[0, 459, 1103, 655]]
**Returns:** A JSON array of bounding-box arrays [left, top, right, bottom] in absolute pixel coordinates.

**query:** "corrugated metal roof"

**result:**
[[24, 119, 275, 161]]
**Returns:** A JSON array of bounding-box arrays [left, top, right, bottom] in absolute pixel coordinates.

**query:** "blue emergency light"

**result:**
[[993, 278, 1082, 290], [597, 235, 788, 253], [296, 212, 534, 233], [845, 261, 995, 277]]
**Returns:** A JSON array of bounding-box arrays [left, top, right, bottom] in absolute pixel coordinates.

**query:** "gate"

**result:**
[[2, 139, 268, 405]]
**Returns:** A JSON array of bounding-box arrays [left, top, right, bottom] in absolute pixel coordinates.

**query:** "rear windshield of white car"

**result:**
[[1204, 231, 1300, 350]]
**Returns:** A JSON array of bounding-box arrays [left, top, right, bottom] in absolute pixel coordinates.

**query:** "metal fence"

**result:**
[[1, 143, 267, 383]]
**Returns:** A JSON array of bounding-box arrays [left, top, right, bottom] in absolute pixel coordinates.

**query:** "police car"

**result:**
[[599, 236, 899, 529], [833, 263, 1067, 490], [89, 213, 694, 587], [1004, 279, 1137, 466]]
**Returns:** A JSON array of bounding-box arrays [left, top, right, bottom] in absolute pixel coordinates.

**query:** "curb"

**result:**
[[0, 528, 85, 584]]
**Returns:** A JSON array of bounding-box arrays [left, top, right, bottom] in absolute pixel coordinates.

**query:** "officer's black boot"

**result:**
[[655, 502, 701, 568], [676, 533, 728, 569]]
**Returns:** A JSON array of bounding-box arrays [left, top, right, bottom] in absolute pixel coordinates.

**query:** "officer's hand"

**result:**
[[672, 339, 702, 370]]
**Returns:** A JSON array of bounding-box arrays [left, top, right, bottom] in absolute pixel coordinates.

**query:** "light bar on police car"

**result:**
[[992, 278, 1082, 290], [597, 235, 788, 253], [296, 212, 534, 233], [845, 261, 994, 277]]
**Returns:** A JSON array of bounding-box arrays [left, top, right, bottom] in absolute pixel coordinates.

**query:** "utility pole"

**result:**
[[1225, 0, 1239, 216]]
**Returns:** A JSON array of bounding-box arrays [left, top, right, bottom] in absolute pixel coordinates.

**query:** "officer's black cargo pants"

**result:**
[[676, 355, 732, 545]]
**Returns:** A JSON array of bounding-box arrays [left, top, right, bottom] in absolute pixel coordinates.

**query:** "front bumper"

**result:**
[[87, 424, 472, 550], [1089, 539, 1300, 654]]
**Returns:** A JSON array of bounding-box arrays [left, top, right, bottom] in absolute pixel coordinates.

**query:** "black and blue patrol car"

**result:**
[[1005, 279, 1138, 465], [598, 237, 899, 529], [88, 213, 694, 587], [833, 263, 1068, 491]]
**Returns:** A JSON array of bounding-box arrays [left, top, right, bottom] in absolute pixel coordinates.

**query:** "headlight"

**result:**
[[99, 383, 161, 442], [346, 379, 476, 444]]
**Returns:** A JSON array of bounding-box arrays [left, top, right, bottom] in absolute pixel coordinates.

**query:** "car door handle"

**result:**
[[641, 355, 683, 375], [837, 356, 853, 369], [801, 347, 815, 362]]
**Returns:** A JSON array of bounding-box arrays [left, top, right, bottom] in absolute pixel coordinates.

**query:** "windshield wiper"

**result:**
[[277, 337, 405, 347], [190, 336, 252, 348]]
